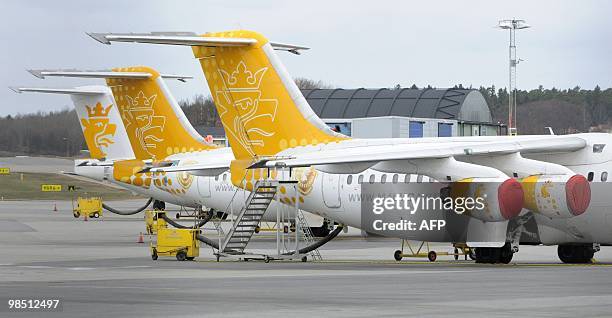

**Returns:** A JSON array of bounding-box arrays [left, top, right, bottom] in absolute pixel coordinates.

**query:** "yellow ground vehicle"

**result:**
[[144, 210, 167, 234], [394, 241, 475, 262], [151, 227, 199, 261], [73, 197, 103, 219]]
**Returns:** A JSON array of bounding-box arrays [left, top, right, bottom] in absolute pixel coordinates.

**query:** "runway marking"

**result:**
[[192, 258, 612, 267], [46, 285, 178, 290], [19, 265, 54, 269]]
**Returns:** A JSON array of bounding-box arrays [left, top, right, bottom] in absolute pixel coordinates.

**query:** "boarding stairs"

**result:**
[[296, 209, 323, 261], [220, 180, 278, 254]]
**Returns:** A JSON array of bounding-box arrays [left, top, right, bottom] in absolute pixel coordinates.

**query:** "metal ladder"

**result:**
[[295, 209, 323, 261], [220, 180, 278, 254]]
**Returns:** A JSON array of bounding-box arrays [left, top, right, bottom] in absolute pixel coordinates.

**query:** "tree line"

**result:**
[[1, 82, 611, 156]]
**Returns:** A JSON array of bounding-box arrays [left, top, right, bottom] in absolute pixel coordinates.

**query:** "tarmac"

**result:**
[[1, 200, 612, 317]]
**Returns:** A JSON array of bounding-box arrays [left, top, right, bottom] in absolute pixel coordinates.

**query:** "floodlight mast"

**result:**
[[497, 19, 530, 135]]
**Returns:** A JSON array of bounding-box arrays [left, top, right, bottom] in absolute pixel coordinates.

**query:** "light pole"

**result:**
[[497, 19, 530, 135], [62, 137, 69, 157]]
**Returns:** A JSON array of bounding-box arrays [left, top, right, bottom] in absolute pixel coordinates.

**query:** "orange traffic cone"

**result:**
[[138, 232, 144, 243], [53, 203, 58, 212]]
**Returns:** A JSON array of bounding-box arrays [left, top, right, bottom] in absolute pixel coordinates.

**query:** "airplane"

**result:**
[[12, 71, 327, 234], [89, 30, 612, 265]]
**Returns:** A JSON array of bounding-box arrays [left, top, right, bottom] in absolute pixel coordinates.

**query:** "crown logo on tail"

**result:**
[[216, 61, 278, 157], [81, 102, 116, 158], [219, 61, 267, 91], [86, 102, 112, 118], [120, 90, 165, 159], [125, 91, 157, 110]]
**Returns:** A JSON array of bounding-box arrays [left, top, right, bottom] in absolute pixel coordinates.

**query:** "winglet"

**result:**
[[27, 69, 46, 79], [87, 32, 112, 44]]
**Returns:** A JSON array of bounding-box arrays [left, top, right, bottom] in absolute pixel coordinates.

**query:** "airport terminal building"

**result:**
[[197, 87, 504, 144]]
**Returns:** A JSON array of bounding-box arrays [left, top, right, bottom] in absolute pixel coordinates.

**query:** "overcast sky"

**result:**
[[2, 0, 611, 115]]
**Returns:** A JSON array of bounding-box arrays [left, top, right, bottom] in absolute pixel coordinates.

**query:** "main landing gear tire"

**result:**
[[92, 212, 99, 218], [394, 250, 403, 261], [73, 212, 80, 218], [427, 251, 437, 262], [474, 243, 513, 264], [558, 244, 595, 264]]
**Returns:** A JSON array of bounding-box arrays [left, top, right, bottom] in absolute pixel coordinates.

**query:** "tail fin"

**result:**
[[12, 86, 134, 160], [107, 66, 216, 160], [89, 31, 346, 160], [28, 67, 216, 160], [194, 31, 346, 160]]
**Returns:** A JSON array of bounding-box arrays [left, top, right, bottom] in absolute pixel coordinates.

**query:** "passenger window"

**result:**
[[392, 174, 399, 184], [381, 175, 387, 184], [588, 172, 594, 182], [347, 175, 353, 185], [602, 172, 608, 182], [215, 175, 219, 181], [369, 174, 375, 184], [358, 175, 364, 184], [222, 173, 227, 181]]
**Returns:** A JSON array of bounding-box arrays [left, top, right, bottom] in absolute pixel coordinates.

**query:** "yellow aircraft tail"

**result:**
[[193, 31, 347, 161], [106, 66, 216, 160]]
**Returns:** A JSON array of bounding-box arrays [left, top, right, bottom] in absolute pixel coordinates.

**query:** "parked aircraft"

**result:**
[[88, 30, 612, 264]]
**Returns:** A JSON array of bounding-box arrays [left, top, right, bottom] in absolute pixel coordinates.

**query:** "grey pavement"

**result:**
[[1, 200, 612, 317]]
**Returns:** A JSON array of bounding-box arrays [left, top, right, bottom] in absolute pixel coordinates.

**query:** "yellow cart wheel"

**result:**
[[394, 250, 403, 261]]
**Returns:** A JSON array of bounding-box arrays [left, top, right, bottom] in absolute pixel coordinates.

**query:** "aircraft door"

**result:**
[[103, 167, 111, 181], [322, 173, 341, 208], [197, 176, 211, 198]]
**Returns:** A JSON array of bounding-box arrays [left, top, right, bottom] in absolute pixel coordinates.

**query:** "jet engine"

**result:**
[[520, 174, 590, 218], [449, 178, 524, 222]]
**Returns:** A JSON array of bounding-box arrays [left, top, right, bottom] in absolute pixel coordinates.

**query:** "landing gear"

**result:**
[[474, 243, 514, 264], [558, 244, 596, 264], [152, 200, 166, 211]]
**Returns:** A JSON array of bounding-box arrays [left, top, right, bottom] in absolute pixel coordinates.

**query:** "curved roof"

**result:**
[[301, 88, 492, 123]]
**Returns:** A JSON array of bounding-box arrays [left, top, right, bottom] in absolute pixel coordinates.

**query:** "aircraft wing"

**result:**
[[256, 135, 587, 169]]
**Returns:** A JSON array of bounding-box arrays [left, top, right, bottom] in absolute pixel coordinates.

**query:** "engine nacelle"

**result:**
[[449, 178, 524, 222], [520, 174, 590, 218]]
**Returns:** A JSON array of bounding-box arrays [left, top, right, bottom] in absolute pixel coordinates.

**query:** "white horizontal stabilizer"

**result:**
[[87, 32, 309, 54]]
